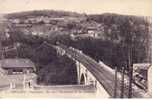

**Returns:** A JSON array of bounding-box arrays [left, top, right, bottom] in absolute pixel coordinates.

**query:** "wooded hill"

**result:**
[[1, 10, 151, 84]]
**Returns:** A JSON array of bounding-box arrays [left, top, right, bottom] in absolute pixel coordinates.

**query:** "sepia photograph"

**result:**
[[0, 0, 152, 98]]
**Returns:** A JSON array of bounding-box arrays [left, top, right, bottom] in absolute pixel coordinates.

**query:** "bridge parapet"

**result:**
[[46, 42, 148, 98], [55, 45, 110, 97]]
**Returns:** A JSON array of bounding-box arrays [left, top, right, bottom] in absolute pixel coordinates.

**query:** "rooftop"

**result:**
[[133, 63, 151, 70], [0, 58, 35, 69]]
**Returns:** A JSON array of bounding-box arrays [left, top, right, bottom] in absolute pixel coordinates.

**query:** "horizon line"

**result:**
[[0, 9, 150, 17]]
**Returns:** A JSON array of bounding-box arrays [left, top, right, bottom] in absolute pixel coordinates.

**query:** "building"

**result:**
[[148, 65, 152, 96], [133, 63, 151, 90], [0, 58, 36, 75], [86, 27, 99, 38], [0, 58, 37, 90]]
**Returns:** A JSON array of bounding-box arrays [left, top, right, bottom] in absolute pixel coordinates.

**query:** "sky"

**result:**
[[0, 0, 152, 16]]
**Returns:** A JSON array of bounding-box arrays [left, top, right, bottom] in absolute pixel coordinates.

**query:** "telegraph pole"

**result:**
[[113, 67, 118, 98], [120, 67, 125, 98], [128, 45, 133, 98]]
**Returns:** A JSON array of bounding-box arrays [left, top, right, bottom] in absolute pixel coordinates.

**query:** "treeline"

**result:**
[[48, 13, 150, 70], [1, 11, 150, 84], [5, 10, 84, 19], [1, 29, 77, 85]]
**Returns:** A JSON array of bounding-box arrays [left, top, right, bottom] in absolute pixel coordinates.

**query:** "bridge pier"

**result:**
[[76, 60, 81, 84], [55, 45, 110, 97], [76, 60, 92, 85], [75, 60, 110, 97]]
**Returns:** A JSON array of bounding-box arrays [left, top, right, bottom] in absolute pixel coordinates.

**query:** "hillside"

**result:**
[[5, 10, 85, 19], [0, 10, 151, 84]]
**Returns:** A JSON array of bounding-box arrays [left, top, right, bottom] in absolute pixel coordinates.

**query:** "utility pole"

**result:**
[[120, 67, 125, 98], [113, 67, 118, 98], [128, 46, 133, 98]]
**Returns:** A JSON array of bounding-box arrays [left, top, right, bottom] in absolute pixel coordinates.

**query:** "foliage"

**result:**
[[2, 11, 150, 84], [2, 30, 77, 85]]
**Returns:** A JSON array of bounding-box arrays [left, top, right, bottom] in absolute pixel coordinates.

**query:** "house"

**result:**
[[148, 65, 152, 96], [87, 27, 96, 34], [86, 27, 99, 38], [0, 58, 37, 90], [0, 58, 36, 75], [133, 63, 151, 90], [12, 19, 20, 24]]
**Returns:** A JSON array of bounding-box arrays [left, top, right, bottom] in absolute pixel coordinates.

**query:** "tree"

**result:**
[[0, 22, 8, 60]]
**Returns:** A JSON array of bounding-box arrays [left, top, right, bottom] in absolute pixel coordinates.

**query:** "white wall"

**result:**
[[148, 65, 152, 96]]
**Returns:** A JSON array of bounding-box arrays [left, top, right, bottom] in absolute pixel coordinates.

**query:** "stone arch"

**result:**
[[80, 74, 86, 84]]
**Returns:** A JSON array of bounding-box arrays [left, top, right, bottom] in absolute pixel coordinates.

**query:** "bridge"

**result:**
[[0, 41, 149, 98], [44, 42, 148, 98]]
